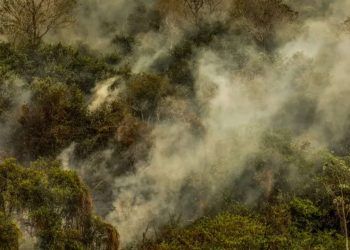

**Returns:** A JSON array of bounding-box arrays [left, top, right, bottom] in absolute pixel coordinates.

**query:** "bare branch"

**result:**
[[0, 0, 77, 47]]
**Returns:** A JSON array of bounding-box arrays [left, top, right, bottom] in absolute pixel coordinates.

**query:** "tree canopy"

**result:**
[[0, 158, 119, 249]]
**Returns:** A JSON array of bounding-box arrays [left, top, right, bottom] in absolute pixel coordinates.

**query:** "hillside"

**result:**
[[1, 0, 350, 249]]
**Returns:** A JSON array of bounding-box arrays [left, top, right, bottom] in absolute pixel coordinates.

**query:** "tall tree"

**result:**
[[322, 154, 350, 250], [0, 0, 77, 47]]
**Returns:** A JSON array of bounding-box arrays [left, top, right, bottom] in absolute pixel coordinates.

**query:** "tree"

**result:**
[[126, 2, 162, 36], [0, 76, 17, 118], [183, 0, 205, 24], [0, 0, 77, 47], [322, 154, 350, 250], [14, 78, 88, 160], [0, 212, 19, 249], [0, 158, 119, 249], [229, 0, 297, 46], [141, 212, 268, 249], [124, 73, 171, 121], [206, 0, 223, 14], [156, 0, 223, 26]]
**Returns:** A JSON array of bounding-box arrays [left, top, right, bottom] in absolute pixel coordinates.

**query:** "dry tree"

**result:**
[[0, 0, 77, 47]]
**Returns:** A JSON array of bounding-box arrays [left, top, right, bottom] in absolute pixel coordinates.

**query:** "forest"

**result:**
[[1, 0, 350, 249]]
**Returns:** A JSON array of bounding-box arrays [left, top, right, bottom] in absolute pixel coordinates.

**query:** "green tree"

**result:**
[[0, 212, 20, 250], [124, 73, 171, 121], [142, 212, 267, 249], [321, 154, 350, 250], [14, 78, 88, 160], [0, 158, 119, 249]]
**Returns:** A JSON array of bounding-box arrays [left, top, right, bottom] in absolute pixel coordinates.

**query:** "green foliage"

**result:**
[[0, 77, 17, 118], [0, 42, 113, 92], [143, 212, 267, 250], [322, 153, 350, 197], [0, 158, 119, 250], [14, 78, 88, 160], [0, 43, 27, 77], [125, 73, 171, 120], [0, 212, 19, 250], [0, 1, 349, 248], [144, 131, 347, 250], [290, 198, 322, 230], [75, 100, 128, 159], [127, 3, 162, 36], [143, 201, 345, 250], [231, 130, 315, 204], [288, 230, 344, 250], [33, 44, 112, 92]]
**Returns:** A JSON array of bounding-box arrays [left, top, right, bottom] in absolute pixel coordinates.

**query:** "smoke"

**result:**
[[0, 35, 7, 42], [106, 50, 279, 242], [46, 0, 159, 53], [0, 77, 34, 249], [54, 0, 350, 246], [110, 4, 350, 245], [131, 29, 183, 73], [88, 77, 119, 111], [0, 77, 31, 158], [45, 0, 141, 51]]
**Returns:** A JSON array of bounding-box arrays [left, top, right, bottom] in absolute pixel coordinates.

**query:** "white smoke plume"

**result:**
[[56, 0, 350, 246], [107, 5, 350, 245], [88, 77, 119, 111]]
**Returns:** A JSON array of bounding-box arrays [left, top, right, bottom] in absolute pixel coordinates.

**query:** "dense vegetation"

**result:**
[[0, 0, 350, 249], [0, 159, 119, 249]]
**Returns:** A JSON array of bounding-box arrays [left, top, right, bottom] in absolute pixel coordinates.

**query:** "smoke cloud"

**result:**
[[55, 0, 350, 246]]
